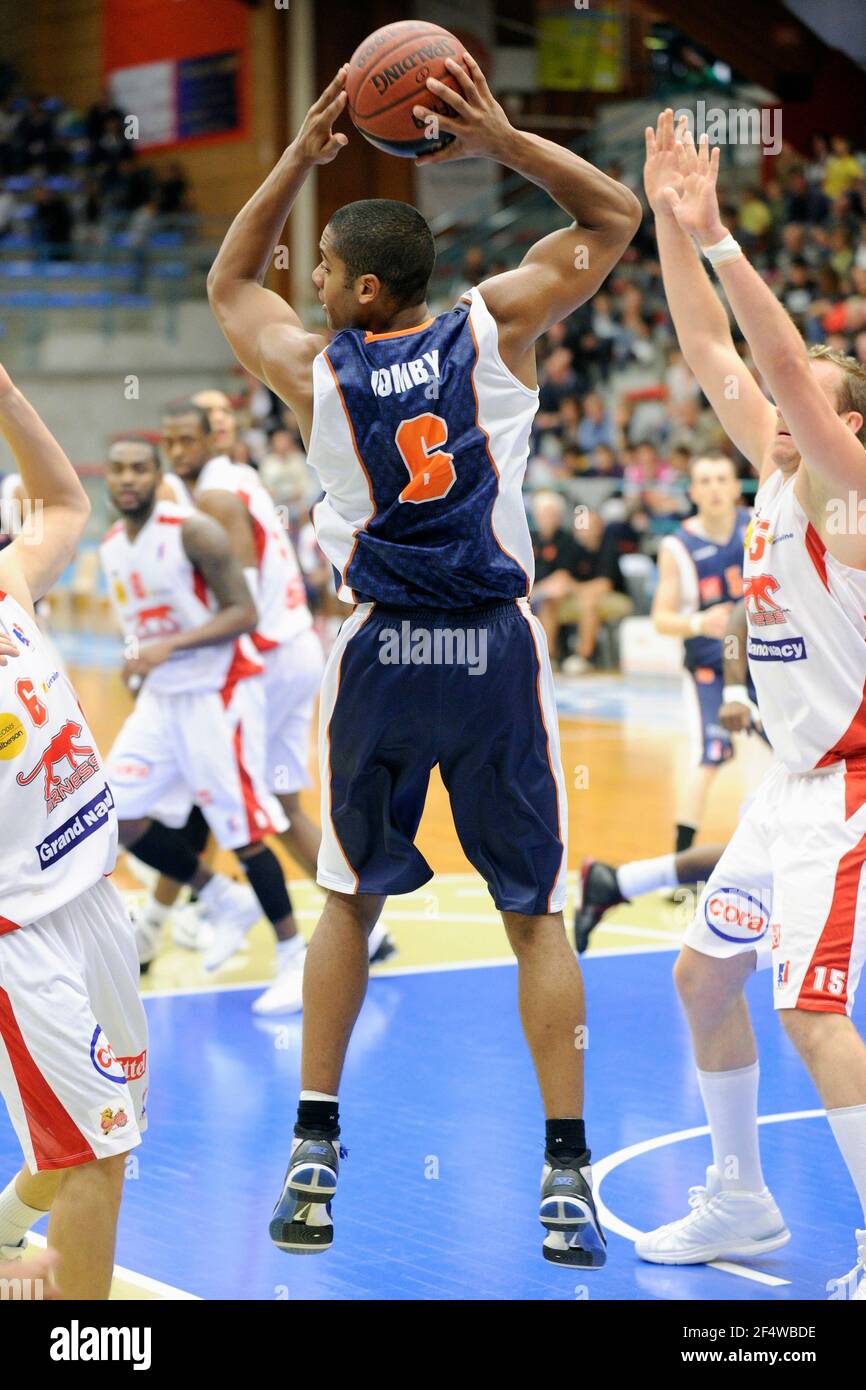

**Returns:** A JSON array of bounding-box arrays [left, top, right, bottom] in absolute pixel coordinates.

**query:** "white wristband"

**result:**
[[723, 684, 750, 706], [701, 233, 742, 267], [688, 613, 702, 636]]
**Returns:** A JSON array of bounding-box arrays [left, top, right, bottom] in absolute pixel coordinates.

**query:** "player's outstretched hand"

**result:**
[[0, 636, 19, 666], [643, 109, 687, 215], [290, 67, 350, 166], [662, 133, 726, 246], [413, 52, 512, 166]]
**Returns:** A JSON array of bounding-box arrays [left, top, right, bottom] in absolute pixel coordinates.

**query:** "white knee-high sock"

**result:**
[[0, 1177, 47, 1247], [827, 1103, 866, 1225], [616, 854, 677, 900], [697, 1062, 765, 1192]]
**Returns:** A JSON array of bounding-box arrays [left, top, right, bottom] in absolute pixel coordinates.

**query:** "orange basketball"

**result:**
[[346, 20, 468, 159]]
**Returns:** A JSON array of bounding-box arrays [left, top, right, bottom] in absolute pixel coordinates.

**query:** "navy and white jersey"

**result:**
[[307, 287, 538, 608], [662, 507, 751, 672]]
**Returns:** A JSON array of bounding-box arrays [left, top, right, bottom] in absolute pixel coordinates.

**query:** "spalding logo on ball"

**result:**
[[347, 19, 471, 159]]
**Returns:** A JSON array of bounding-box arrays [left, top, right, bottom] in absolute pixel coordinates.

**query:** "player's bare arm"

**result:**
[[665, 135, 866, 565], [419, 54, 640, 384], [0, 365, 90, 614], [645, 111, 777, 477], [194, 488, 258, 570], [652, 544, 730, 640], [125, 513, 258, 676], [719, 599, 759, 734], [207, 70, 349, 437]]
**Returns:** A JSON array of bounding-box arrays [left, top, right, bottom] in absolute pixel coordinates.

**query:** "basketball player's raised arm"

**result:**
[[665, 137, 866, 501], [206, 71, 347, 406], [416, 54, 641, 375], [0, 365, 90, 614], [644, 112, 776, 476]]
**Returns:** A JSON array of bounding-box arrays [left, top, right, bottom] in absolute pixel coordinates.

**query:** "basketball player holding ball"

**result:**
[[207, 34, 641, 1266]]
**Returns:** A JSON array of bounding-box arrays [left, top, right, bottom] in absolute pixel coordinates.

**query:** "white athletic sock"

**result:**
[[616, 854, 677, 901], [827, 1103, 866, 1225], [697, 1062, 765, 1192], [276, 935, 305, 967], [0, 1177, 47, 1247], [300, 1091, 338, 1103]]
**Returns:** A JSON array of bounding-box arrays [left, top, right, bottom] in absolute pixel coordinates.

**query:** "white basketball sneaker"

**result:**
[[252, 936, 306, 1015], [200, 877, 263, 972], [635, 1165, 790, 1265]]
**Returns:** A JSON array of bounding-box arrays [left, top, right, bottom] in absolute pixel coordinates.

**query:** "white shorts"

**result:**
[[684, 759, 866, 1014], [0, 878, 148, 1173], [262, 628, 323, 796], [108, 679, 288, 851]]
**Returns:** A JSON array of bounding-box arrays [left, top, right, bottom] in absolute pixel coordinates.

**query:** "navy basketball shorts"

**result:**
[[317, 598, 568, 916], [684, 665, 734, 768]]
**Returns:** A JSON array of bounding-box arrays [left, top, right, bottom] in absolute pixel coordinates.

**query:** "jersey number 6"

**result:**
[[395, 414, 456, 505]]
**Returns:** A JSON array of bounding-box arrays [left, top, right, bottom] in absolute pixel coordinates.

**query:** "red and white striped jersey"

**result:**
[[745, 468, 866, 772], [100, 499, 262, 697], [195, 455, 312, 651], [0, 590, 117, 926]]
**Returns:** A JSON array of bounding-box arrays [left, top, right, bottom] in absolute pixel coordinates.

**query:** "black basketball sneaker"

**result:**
[[269, 1136, 342, 1254], [573, 859, 626, 954], [539, 1159, 607, 1267]]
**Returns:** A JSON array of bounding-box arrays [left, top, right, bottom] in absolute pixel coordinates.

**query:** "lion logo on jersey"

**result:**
[[744, 574, 789, 626], [16, 720, 99, 811], [135, 603, 181, 639]]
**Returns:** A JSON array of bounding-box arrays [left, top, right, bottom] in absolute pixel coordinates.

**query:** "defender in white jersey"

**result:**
[[208, 61, 641, 1263], [0, 368, 146, 1300], [159, 401, 397, 1011], [100, 439, 325, 1018], [633, 110, 866, 1297]]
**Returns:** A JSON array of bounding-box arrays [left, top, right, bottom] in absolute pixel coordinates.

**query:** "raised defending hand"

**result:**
[[643, 109, 687, 215], [291, 67, 350, 166], [413, 52, 512, 166], [663, 133, 726, 246]]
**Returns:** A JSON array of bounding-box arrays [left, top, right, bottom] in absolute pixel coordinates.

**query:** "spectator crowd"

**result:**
[[0, 84, 190, 262]]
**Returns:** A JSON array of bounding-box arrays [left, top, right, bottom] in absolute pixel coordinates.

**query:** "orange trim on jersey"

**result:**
[[364, 318, 434, 342], [325, 605, 377, 892], [795, 826, 866, 1014], [805, 522, 830, 592], [102, 521, 123, 543], [517, 604, 565, 913], [0, 915, 21, 937], [322, 350, 377, 601], [232, 723, 274, 843], [0, 984, 97, 1170], [464, 310, 531, 597], [237, 491, 267, 570], [156, 515, 184, 526]]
